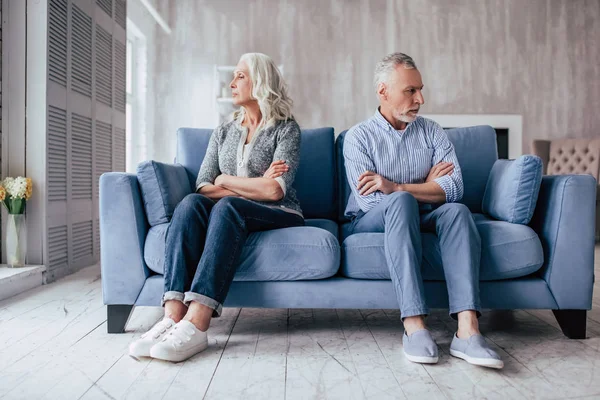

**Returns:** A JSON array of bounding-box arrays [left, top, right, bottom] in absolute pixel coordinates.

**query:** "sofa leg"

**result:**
[[107, 305, 134, 334], [552, 309, 587, 339]]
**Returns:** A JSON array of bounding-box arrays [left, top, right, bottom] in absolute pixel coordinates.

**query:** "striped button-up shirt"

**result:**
[[343, 109, 464, 217]]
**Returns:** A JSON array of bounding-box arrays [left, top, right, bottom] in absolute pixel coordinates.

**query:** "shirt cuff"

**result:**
[[433, 176, 454, 203], [196, 181, 212, 192], [274, 177, 287, 196]]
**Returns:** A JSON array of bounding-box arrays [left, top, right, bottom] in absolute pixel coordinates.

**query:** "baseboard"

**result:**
[[42, 258, 97, 284], [0, 265, 46, 302]]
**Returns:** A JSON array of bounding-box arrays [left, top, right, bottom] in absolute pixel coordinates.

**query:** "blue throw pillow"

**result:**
[[482, 155, 543, 225], [137, 161, 193, 226]]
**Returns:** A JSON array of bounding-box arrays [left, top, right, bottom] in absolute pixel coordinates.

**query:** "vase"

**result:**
[[6, 214, 27, 267]]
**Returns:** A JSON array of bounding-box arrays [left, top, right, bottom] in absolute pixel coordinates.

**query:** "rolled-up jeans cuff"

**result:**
[[401, 307, 429, 320], [162, 291, 185, 307], [449, 304, 481, 320], [184, 292, 223, 317]]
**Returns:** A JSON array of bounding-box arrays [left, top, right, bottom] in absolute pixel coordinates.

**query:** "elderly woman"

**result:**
[[129, 53, 303, 362]]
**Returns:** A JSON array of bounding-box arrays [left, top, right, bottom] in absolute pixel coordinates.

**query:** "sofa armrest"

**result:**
[[100, 172, 150, 305], [530, 174, 597, 309]]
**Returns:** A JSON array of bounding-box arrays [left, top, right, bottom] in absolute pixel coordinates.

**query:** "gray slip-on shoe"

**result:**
[[402, 329, 439, 364], [450, 333, 504, 369]]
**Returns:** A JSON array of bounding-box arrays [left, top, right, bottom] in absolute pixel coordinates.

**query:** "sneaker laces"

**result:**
[[141, 318, 174, 340], [162, 323, 196, 348]]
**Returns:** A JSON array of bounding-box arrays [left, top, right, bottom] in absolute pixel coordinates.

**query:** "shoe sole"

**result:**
[[129, 344, 153, 359], [129, 323, 176, 359], [150, 341, 208, 363], [449, 348, 504, 369], [403, 350, 439, 364]]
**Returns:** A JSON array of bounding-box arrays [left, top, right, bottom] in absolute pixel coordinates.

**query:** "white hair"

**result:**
[[373, 52, 417, 89], [233, 53, 294, 128]]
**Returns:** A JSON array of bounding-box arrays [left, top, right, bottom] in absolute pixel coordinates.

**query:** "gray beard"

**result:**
[[393, 111, 417, 124]]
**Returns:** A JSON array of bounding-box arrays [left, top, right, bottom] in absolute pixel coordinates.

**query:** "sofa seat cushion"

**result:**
[[304, 219, 339, 239], [341, 213, 543, 281], [144, 222, 340, 280]]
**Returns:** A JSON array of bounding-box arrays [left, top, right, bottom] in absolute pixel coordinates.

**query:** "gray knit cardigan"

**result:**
[[195, 118, 303, 216]]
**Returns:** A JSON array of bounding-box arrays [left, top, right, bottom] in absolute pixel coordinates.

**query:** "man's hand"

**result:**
[[425, 162, 454, 183], [263, 160, 289, 179], [357, 171, 398, 196]]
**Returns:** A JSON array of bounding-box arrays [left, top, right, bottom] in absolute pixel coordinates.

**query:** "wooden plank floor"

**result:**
[[0, 245, 599, 400]]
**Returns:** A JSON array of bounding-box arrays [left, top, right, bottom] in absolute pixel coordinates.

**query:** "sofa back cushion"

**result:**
[[137, 160, 193, 226], [336, 124, 498, 221], [176, 127, 337, 219], [547, 138, 600, 180], [482, 155, 543, 224], [447, 125, 499, 212]]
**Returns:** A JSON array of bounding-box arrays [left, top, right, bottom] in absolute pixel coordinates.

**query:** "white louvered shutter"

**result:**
[[48, 105, 68, 202], [114, 39, 126, 113], [95, 25, 112, 107], [71, 113, 93, 200], [49, 0, 68, 87], [48, 226, 68, 271], [72, 220, 93, 262], [115, 0, 126, 29], [71, 5, 92, 97], [95, 120, 112, 192], [96, 0, 111, 17], [44, 0, 126, 281]]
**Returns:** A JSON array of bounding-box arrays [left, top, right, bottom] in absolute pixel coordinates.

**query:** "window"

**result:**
[[126, 38, 133, 95], [126, 38, 134, 172], [125, 20, 147, 173]]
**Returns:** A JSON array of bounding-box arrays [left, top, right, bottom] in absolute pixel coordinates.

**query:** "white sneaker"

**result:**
[[150, 320, 208, 362], [129, 317, 175, 358]]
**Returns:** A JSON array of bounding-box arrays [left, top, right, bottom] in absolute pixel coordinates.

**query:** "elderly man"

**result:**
[[343, 53, 503, 369]]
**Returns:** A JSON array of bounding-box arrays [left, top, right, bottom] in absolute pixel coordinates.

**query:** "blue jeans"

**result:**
[[163, 194, 304, 316], [350, 191, 482, 319]]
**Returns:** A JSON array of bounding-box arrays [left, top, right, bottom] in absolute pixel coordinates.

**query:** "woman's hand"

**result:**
[[263, 160, 289, 179], [214, 174, 230, 186], [425, 162, 454, 183]]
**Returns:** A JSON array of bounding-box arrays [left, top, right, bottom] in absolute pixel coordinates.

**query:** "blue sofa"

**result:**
[[100, 125, 597, 338]]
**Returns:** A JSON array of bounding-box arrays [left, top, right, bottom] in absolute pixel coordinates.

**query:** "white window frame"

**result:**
[[125, 18, 147, 173], [1, 0, 29, 263]]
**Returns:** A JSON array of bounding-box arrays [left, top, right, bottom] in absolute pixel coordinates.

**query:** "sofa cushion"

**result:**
[[341, 213, 543, 281], [445, 126, 499, 213], [137, 161, 193, 226], [304, 218, 339, 239], [144, 223, 340, 280], [482, 155, 543, 224]]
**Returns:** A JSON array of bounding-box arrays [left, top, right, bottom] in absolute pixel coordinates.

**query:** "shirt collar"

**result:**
[[372, 107, 415, 133]]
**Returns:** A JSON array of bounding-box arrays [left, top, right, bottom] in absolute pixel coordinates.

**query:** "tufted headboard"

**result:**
[[532, 138, 600, 181]]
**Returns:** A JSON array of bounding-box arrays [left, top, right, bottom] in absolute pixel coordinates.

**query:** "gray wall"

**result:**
[[151, 0, 600, 163]]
